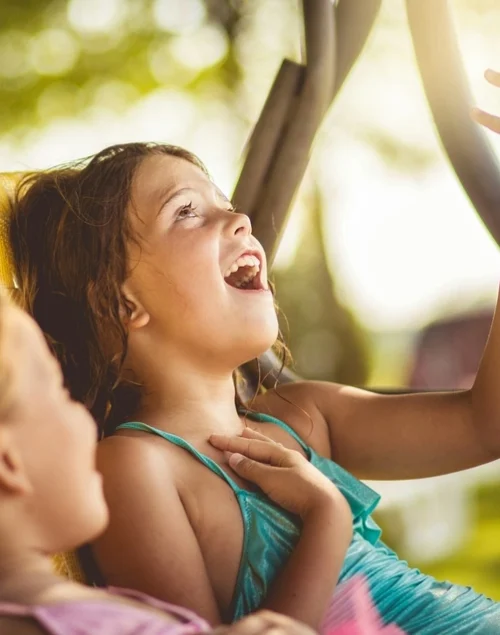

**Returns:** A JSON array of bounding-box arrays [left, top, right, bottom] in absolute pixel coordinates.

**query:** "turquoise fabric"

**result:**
[[116, 412, 500, 634]]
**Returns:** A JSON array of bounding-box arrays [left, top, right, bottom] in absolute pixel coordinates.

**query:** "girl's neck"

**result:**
[[136, 388, 246, 442], [0, 548, 66, 605], [125, 339, 251, 441]]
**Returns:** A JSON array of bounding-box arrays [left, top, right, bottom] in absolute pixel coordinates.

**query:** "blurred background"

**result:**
[[2, 0, 500, 598]]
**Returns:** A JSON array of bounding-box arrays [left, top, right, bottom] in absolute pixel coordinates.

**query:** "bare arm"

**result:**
[[94, 438, 221, 625], [262, 501, 351, 628], [255, 330, 500, 482]]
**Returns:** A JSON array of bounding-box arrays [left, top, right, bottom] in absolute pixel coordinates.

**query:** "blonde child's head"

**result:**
[[0, 291, 108, 557]]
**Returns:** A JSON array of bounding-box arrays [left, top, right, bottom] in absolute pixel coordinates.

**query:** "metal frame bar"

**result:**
[[331, 0, 382, 100], [234, 0, 336, 261], [241, 0, 500, 391], [238, 0, 382, 388], [407, 0, 500, 245], [232, 60, 303, 222]]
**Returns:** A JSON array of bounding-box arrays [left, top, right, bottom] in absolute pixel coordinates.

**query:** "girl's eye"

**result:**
[[176, 202, 198, 220]]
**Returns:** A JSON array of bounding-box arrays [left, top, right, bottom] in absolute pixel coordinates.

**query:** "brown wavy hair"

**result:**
[[9, 143, 289, 437]]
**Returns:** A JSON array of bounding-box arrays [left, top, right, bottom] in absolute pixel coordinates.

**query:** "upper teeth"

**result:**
[[224, 255, 260, 279]]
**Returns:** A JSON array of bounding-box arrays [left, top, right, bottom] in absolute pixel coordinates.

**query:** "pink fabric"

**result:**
[[322, 577, 405, 635], [0, 586, 211, 635], [0, 578, 405, 635]]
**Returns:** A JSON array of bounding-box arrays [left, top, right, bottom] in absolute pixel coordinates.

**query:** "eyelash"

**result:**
[[175, 201, 237, 221], [176, 201, 198, 221]]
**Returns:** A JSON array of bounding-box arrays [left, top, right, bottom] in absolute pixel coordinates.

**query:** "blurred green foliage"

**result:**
[[0, 0, 246, 135]]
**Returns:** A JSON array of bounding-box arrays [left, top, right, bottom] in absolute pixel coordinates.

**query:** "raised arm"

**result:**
[[256, 327, 500, 482]]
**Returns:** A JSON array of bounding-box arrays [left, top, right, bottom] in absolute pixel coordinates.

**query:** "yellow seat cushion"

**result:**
[[52, 551, 87, 583], [0, 172, 88, 584], [0, 172, 21, 290]]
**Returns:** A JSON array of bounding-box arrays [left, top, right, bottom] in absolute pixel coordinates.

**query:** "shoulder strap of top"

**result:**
[[0, 602, 31, 616], [108, 587, 209, 627], [116, 422, 241, 492], [241, 410, 311, 456]]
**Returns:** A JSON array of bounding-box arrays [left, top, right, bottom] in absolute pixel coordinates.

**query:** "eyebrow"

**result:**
[[154, 186, 195, 217], [214, 185, 231, 204], [155, 184, 233, 217]]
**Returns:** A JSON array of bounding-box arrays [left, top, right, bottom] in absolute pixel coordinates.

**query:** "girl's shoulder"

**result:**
[[249, 380, 332, 457], [96, 427, 184, 503], [97, 428, 180, 474]]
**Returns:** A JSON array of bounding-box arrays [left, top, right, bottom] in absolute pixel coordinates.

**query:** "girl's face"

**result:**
[[124, 154, 279, 368], [0, 305, 108, 553]]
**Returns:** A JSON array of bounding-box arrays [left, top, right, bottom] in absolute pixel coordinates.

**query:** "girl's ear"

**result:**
[[121, 283, 150, 330], [0, 430, 33, 496]]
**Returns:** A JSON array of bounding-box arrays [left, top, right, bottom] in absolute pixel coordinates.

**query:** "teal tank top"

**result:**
[[116, 412, 500, 634]]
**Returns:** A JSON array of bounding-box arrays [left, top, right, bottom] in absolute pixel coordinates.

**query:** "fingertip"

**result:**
[[241, 426, 269, 439], [241, 427, 259, 439], [485, 68, 500, 86], [210, 433, 228, 440], [470, 106, 485, 123], [208, 433, 225, 447]]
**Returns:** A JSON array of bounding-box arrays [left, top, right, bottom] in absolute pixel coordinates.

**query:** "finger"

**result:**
[[485, 68, 500, 88], [226, 613, 286, 635], [227, 453, 275, 484], [241, 427, 276, 442], [244, 611, 314, 635], [471, 107, 500, 134], [210, 435, 287, 465], [221, 614, 269, 635]]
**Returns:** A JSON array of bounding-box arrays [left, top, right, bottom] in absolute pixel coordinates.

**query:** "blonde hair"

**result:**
[[0, 289, 14, 420]]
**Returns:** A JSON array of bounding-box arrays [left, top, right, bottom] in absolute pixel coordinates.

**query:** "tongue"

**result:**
[[225, 267, 254, 290]]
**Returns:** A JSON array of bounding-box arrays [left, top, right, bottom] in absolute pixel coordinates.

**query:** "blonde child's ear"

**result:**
[[0, 430, 33, 496], [120, 283, 150, 330]]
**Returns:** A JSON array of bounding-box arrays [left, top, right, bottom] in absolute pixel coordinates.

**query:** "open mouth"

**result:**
[[223, 252, 268, 291]]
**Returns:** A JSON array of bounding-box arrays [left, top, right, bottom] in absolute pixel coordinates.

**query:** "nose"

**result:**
[[226, 209, 252, 237]]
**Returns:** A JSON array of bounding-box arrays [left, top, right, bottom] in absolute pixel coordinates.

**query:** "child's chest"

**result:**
[[168, 425, 304, 620], [181, 462, 247, 618]]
